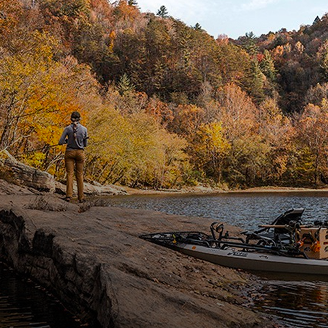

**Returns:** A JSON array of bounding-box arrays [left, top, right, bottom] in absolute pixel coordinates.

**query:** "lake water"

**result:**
[[106, 191, 328, 328], [106, 191, 328, 230]]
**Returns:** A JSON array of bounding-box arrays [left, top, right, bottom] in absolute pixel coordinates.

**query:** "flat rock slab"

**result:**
[[0, 194, 275, 328]]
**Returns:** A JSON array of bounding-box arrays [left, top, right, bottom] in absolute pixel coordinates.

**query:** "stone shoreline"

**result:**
[[0, 188, 282, 328]]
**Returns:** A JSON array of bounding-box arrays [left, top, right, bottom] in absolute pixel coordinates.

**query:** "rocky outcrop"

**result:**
[[0, 195, 275, 328], [55, 180, 127, 196], [0, 150, 127, 196], [0, 150, 56, 192]]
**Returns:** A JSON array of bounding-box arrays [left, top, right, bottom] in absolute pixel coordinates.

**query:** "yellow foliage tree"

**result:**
[[86, 105, 188, 188], [0, 31, 60, 151], [193, 122, 230, 184], [0, 30, 101, 177]]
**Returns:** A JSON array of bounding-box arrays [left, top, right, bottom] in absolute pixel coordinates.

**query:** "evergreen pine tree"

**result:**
[[157, 5, 168, 18], [118, 73, 135, 95], [260, 50, 276, 81], [194, 23, 202, 31], [242, 32, 258, 56], [245, 60, 265, 104]]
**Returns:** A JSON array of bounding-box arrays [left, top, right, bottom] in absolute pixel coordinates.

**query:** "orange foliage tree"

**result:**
[[293, 101, 328, 186], [216, 83, 268, 186], [257, 98, 294, 184]]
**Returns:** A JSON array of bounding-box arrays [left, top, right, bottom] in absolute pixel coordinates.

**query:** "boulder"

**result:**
[[0, 150, 56, 192], [55, 180, 127, 196]]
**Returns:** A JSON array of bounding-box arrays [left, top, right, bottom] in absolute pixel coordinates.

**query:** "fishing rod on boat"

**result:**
[[175, 229, 310, 258], [214, 239, 308, 258], [184, 219, 311, 256], [141, 230, 309, 258]]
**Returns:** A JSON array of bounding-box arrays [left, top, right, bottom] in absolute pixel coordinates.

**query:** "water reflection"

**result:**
[[106, 191, 328, 328], [253, 280, 328, 327], [0, 262, 82, 328]]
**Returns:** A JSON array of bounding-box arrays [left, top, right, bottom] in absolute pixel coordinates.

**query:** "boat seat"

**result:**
[[243, 208, 305, 246], [272, 208, 304, 234], [255, 208, 304, 234]]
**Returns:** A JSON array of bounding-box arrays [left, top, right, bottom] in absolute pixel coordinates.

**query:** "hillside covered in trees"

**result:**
[[1, 0, 328, 189]]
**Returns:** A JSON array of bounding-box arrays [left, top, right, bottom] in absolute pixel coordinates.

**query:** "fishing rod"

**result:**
[[26, 144, 61, 153], [28, 136, 90, 153]]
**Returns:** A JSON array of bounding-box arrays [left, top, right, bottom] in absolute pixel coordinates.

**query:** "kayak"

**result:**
[[140, 208, 328, 275]]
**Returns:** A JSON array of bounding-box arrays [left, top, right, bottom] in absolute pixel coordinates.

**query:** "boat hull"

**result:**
[[176, 243, 328, 275]]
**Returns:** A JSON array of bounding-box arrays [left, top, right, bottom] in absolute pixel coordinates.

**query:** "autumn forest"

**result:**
[[1, 0, 328, 189]]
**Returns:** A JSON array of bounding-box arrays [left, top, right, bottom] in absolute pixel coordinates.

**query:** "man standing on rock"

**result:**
[[59, 111, 88, 203]]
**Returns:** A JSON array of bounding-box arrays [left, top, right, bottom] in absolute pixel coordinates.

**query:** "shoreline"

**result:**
[[122, 184, 328, 196]]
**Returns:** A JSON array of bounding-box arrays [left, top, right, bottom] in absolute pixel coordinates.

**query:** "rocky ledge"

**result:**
[[0, 192, 277, 328]]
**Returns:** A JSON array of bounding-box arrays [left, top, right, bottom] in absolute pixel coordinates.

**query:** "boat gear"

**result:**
[[311, 240, 321, 253], [140, 208, 328, 275]]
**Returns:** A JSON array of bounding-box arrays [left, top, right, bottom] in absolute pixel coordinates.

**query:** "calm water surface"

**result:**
[[107, 191, 328, 328], [0, 263, 83, 328], [106, 191, 328, 230]]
